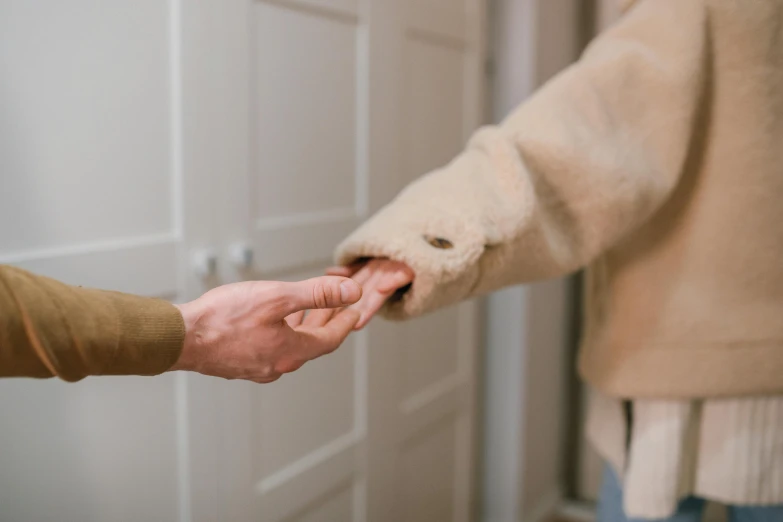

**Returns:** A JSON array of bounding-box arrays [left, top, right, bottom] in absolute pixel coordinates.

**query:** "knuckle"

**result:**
[[257, 363, 276, 379], [312, 281, 335, 309]]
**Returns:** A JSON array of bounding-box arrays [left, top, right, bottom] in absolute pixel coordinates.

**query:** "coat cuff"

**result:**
[[336, 199, 486, 319]]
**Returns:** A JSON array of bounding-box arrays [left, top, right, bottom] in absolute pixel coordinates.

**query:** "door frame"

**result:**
[[480, 0, 590, 521]]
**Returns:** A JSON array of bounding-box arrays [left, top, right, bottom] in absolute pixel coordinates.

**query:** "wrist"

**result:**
[[170, 302, 201, 372]]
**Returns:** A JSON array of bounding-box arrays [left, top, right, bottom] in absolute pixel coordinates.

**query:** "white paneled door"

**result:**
[[0, 3, 191, 522], [0, 0, 486, 520]]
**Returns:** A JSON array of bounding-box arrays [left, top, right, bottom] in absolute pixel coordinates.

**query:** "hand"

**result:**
[[171, 277, 362, 383], [327, 259, 414, 330]]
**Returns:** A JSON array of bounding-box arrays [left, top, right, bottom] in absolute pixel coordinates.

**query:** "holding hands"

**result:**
[[327, 259, 415, 330], [172, 277, 363, 383], [170, 259, 413, 384]]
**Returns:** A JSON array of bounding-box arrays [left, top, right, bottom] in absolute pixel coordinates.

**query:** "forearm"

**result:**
[[0, 265, 184, 381]]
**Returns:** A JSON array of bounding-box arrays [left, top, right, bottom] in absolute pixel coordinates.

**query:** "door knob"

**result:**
[[192, 249, 218, 278], [230, 243, 254, 269]]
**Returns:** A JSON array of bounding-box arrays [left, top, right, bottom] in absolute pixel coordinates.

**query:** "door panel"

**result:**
[[0, 0, 182, 295], [405, 0, 467, 44], [374, 303, 478, 522], [0, 377, 181, 522], [291, 0, 360, 19], [256, 343, 357, 477], [250, 0, 364, 274], [253, 272, 365, 521], [253, 2, 358, 221], [402, 37, 466, 185], [288, 484, 355, 522], [191, 265, 368, 522], [400, 416, 459, 522], [0, 2, 173, 252], [369, 2, 484, 519], [400, 310, 461, 398], [0, 2, 189, 521], [205, 0, 372, 517]]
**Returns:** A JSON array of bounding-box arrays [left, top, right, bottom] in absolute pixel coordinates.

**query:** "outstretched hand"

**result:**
[[171, 277, 362, 383], [327, 259, 414, 329]]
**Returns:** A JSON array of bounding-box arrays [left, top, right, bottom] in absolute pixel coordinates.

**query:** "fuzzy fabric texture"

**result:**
[[336, 0, 783, 399]]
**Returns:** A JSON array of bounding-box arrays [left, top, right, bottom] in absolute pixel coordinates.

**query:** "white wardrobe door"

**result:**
[[0, 2, 190, 521]]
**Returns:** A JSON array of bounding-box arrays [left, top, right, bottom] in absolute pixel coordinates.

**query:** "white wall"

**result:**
[[481, 1, 581, 521]]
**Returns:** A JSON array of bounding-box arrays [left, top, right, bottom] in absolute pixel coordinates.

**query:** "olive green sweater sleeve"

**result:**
[[0, 265, 185, 381]]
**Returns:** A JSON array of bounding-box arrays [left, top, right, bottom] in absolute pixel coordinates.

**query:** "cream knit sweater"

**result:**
[[588, 391, 783, 517]]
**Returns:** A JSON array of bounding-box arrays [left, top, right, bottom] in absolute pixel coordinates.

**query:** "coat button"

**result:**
[[425, 236, 454, 249]]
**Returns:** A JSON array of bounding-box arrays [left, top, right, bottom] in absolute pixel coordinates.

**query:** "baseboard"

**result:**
[[482, 489, 562, 522], [525, 489, 563, 522], [552, 500, 596, 522]]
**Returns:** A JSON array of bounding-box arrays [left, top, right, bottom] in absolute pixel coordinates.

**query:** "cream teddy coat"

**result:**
[[337, 0, 783, 399]]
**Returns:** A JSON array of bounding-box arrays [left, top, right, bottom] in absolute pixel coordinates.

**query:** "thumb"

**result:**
[[277, 276, 362, 317]]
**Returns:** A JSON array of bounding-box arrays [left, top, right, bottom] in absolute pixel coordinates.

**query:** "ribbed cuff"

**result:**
[[93, 290, 185, 376]]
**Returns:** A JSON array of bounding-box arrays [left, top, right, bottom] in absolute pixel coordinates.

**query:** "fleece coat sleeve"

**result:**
[[335, 0, 708, 319]]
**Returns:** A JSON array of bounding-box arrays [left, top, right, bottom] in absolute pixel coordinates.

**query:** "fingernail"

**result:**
[[340, 280, 360, 304]]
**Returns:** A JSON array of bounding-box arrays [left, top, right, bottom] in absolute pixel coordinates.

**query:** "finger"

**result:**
[[325, 266, 354, 277], [302, 307, 337, 327], [351, 269, 389, 329], [294, 308, 361, 360], [285, 310, 305, 328], [350, 263, 376, 286], [268, 276, 362, 320], [375, 266, 415, 293], [352, 265, 413, 329], [325, 262, 364, 277], [354, 289, 391, 330]]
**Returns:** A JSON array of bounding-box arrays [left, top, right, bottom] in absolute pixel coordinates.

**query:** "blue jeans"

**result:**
[[597, 466, 783, 522]]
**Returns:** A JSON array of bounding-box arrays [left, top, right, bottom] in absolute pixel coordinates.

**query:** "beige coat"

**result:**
[[337, 0, 783, 399]]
